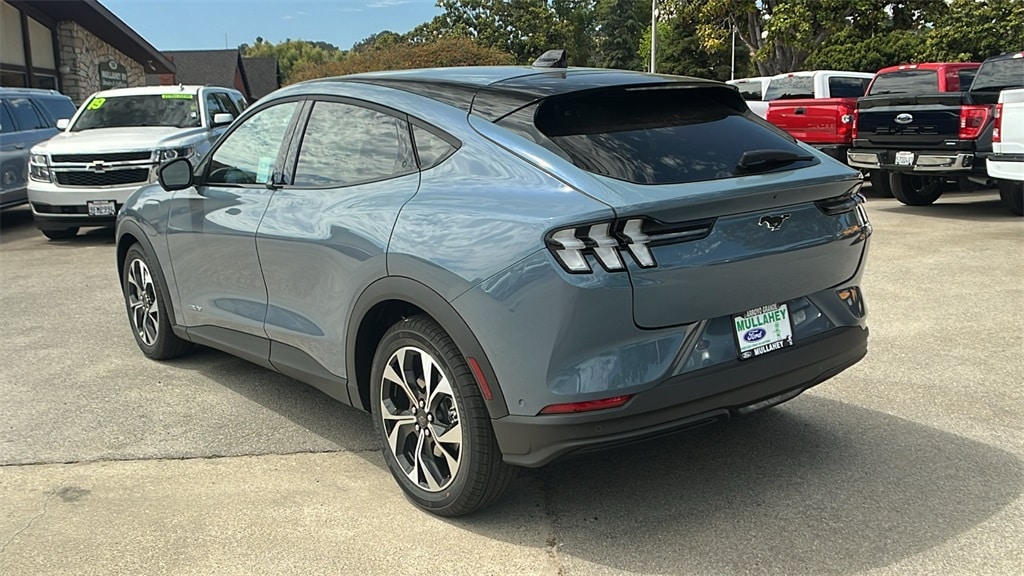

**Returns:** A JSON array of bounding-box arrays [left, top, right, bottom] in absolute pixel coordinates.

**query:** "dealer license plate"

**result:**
[[87, 200, 116, 217], [894, 151, 914, 166], [733, 303, 794, 360]]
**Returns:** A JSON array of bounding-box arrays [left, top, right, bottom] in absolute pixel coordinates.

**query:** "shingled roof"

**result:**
[[163, 49, 247, 91], [242, 57, 281, 100]]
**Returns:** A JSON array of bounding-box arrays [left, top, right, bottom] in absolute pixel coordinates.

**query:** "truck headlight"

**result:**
[[28, 154, 51, 183], [155, 146, 195, 162]]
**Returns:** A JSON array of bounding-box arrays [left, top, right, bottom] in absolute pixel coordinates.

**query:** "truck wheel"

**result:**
[[998, 180, 1024, 216], [868, 171, 893, 198], [890, 173, 943, 206]]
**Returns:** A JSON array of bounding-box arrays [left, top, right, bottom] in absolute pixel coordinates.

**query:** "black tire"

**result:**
[[41, 227, 79, 240], [370, 315, 515, 516], [998, 180, 1024, 216], [890, 172, 944, 206], [121, 243, 192, 360], [868, 171, 893, 198]]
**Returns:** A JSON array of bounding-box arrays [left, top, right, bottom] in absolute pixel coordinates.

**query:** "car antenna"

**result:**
[[532, 49, 568, 68]]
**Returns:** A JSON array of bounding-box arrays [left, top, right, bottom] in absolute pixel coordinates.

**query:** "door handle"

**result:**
[[794, 108, 806, 115]]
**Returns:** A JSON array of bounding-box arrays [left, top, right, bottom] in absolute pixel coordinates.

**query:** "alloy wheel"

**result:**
[[379, 346, 463, 492], [126, 258, 160, 346]]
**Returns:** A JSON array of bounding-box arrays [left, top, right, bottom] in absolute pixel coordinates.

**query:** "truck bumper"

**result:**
[[847, 149, 977, 173]]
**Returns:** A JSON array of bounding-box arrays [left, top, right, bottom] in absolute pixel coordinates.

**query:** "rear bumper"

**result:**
[[988, 153, 1024, 181], [847, 149, 979, 174], [491, 325, 868, 467]]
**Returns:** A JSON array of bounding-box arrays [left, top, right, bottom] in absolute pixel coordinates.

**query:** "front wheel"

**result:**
[[370, 315, 515, 516], [998, 180, 1024, 216], [890, 173, 944, 206], [121, 244, 192, 360]]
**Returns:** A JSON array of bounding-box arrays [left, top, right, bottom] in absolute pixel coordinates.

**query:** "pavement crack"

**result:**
[[0, 484, 60, 555]]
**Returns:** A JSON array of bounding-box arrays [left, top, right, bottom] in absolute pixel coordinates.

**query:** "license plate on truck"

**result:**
[[734, 303, 794, 360], [895, 151, 915, 166], [87, 200, 116, 217]]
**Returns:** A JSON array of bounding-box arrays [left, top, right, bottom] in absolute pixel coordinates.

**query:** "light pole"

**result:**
[[730, 25, 736, 80], [650, 0, 657, 73]]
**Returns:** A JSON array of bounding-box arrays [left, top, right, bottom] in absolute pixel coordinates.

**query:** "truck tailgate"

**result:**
[[767, 98, 855, 145]]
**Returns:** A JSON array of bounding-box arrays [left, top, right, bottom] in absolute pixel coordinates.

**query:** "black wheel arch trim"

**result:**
[[116, 219, 181, 329], [347, 275, 510, 419]]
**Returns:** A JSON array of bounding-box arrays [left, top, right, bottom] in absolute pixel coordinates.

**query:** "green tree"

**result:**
[[240, 39, 344, 83], [351, 31, 403, 53], [597, 0, 648, 70], [919, 0, 1024, 62]]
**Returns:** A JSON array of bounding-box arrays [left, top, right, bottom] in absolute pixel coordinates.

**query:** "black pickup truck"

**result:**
[[848, 51, 1024, 206]]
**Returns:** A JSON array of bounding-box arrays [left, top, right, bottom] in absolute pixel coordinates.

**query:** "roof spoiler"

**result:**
[[533, 50, 567, 69]]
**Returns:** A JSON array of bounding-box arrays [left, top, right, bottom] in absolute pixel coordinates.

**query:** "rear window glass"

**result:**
[[521, 87, 815, 185], [731, 80, 764, 101], [957, 69, 978, 89], [971, 58, 1024, 92], [868, 70, 939, 95], [37, 97, 76, 124], [829, 76, 871, 98], [764, 76, 813, 100]]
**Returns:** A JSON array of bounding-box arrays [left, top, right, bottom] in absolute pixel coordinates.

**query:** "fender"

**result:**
[[115, 218, 182, 332], [346, 275, 510, 419]]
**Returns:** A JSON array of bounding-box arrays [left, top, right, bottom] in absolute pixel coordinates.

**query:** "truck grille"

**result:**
[[50, 151, 152, 163], [54, 169, 150, 187]]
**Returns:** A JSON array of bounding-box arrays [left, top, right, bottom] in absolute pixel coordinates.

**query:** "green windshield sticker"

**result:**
[[162, 93, 195, 99], [86, 97, 106, 110]]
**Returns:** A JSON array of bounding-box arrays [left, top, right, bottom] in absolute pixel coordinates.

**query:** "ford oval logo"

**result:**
[[895, 113, 913, 125], [743, 328, 767, 342]]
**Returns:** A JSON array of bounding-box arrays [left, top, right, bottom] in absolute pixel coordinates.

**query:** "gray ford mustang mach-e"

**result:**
[[116, 62, 871, 516]]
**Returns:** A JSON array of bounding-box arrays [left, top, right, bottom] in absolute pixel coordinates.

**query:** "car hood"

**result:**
[[32, 126, 207, 154]]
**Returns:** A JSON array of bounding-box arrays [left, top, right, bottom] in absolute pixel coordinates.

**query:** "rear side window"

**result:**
[[957, 69, 978, 90], [732, 80, 764, 101], [828, 76, 871, 98], [412, 124, 457, 169], [0, 101, 14, 133], [764, 76, 813, 100], [6, 97, 48, 130], [523, 87, 815, 185], [868, 70, 938, 95], [36, 97, 76, 124], [293, 100, 414, 187]]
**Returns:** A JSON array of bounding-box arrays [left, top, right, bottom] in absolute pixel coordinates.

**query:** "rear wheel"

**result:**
[[890, 173, 943, 206], [998, 180, 1024, 216], [868, 171, 893, 198], [121, 244, 192, 360], [41, 227, 79, 240], [370, 315, 515, 516]]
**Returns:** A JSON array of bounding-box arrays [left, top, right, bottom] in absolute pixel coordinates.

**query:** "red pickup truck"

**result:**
[[765, 70, 875, 163]]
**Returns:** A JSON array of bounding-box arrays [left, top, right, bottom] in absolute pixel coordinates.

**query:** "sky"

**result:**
[[100, 0, 443, 52]]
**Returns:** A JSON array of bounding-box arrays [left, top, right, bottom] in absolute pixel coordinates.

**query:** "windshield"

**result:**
[[868, 70, 938, 95], [764, 76, 814, 100], [971, 58, 1024, 92], [71, 94, 201, 131]]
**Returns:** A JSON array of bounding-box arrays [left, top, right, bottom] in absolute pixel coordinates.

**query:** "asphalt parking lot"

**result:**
[[1, 189, 1021, 576]]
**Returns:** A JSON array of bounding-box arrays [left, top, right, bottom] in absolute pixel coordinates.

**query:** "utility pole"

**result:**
[[730, 25, 736, 80], [650, 0, 657, 73]]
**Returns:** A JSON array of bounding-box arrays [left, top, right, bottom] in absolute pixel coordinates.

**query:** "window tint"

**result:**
[[867, 70, 938, 95], [413, 124, 457, 169], [207, 101, 298, 185], [971, 58, 1024, 92], [0, 101, 14, 133], [523, 87, 815, 185], [36, 97, 76, 123], [6, 97, 48, 130], [293, 101, 414, 187], [732, 81, 764, 101], [764, 76, 813, 100], [958, 69, 978, 90], [828, 76, 871, 98]]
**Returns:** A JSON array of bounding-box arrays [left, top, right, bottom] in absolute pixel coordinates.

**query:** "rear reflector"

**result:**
[[540, 394, 633, 414], [466, 357, 493, 401]]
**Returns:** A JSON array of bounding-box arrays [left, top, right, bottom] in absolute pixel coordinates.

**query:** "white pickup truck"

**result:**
[[27, 84, 246, 239], [989, 87, 1024, 216]]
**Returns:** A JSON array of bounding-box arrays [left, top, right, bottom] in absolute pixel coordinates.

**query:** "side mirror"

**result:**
[[212, 113, 234, 126], [55, 118, 70, 130], [158, 158, 194, 191]]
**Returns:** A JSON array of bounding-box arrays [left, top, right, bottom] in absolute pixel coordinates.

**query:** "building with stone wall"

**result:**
[[1, 0, 173, 106]]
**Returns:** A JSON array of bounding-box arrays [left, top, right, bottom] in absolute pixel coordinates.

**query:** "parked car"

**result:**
[[116, 65, 871, 516], [727, 76, 771, 118], [849, 62, 981, 196], [765, 70, 875, 163], [988, 87, 1024, 215], [0, 87, 76, 209], [847, 51, 1024, 211], [27, 84, 247, 239]]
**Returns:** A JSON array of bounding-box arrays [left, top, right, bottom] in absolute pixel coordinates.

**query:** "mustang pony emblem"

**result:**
[[759, 214, 791, 231]]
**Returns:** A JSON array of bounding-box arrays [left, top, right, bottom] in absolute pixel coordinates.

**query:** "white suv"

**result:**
[[28, 85, 246, 239]]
